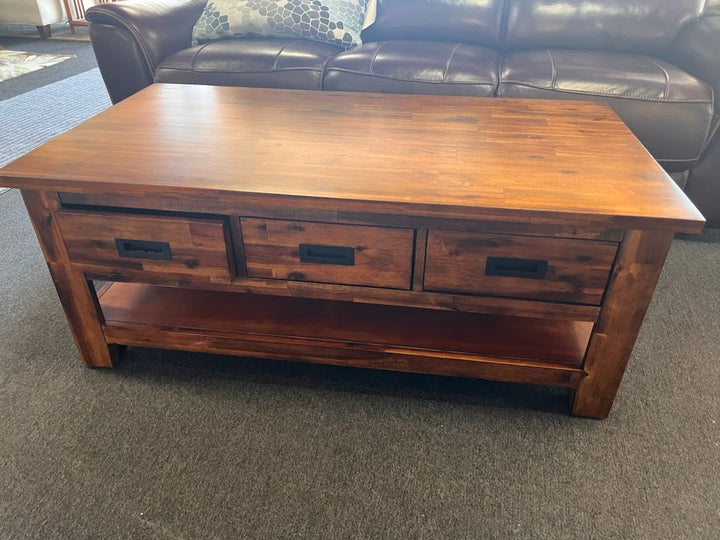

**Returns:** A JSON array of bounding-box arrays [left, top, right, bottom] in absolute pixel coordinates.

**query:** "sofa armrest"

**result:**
[[86, 0, 207, 103], [668, 15, 720, 135], [668, 14, 720, 226]]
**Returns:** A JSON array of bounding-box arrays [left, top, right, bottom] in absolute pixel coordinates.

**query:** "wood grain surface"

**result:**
[[21, 191, 119, 367], [99, 282, 593, 368], [241, 217, 414, 289], [103, 324, 583, 388], [0, 85, 704, 232], [5, 86, 704, 417], [55, 210, 232, 283], [572, 229, 675, 418], [75, 260, 601, 321], [57, 191, 627, 240], [424, 231, 618, 304]]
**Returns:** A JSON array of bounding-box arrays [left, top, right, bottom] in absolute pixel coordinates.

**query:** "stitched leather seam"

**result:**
[[707, 116, 720, 142], [500, 81, 713, 103], [493, 53, 503, 96], [320, 53, 335, 90], [189, 43, 208, 70], [87, 8, 155, 76], [368, 42, 388, 73], [155, 66, 323, 76], [326, 68, 496, 85], [696, 94, 716, 154], [273, 40, 298, 71], [698, 86, 717, 154], [546, 49, 557, 90], [700, 115, 719, 154], [649, 58, 671, 100], [157, 67, 323, 73], [443, 43, 463, 83]]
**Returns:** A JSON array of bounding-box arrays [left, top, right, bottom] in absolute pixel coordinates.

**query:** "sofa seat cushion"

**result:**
[[324, 41, 499, 96], [499, 50, 714, 171], [154, 38, 342, 90]]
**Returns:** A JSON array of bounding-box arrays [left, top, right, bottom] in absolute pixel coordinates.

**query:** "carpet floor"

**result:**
[[0, 68, 111, 169], [0, 61, 718, 538]]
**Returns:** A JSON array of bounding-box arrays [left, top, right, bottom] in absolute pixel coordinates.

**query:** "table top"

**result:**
[[0, 84, 704, 232]]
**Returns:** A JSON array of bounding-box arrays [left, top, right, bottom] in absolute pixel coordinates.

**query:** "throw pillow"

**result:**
[[192, 0, 369, 49]]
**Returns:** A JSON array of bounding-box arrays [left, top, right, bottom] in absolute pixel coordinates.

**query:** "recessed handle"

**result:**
[[115, 238, 172, 260], [485, 256, 548, 279], [299, 243, 355, 266]]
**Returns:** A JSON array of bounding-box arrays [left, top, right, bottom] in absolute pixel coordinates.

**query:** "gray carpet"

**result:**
[[1, 70, 719, 538], [0, 68, 110, 198]]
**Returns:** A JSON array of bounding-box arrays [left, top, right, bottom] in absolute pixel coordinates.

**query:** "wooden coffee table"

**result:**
[[0, 84, 704, 418]]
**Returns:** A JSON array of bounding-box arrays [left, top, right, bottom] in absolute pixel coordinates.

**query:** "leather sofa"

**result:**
[[86, 0, 720, 227]]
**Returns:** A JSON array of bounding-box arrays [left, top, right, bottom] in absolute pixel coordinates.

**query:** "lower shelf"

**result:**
[[98, 282, 590, 387]]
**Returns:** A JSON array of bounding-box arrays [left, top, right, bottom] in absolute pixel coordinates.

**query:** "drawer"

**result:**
[[424, 231, 617, 305], [55, 210, 232, 282], [240, 218, 414, 289]]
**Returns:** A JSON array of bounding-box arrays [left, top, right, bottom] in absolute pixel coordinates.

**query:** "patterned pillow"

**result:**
[[192, 0, 369, 49]]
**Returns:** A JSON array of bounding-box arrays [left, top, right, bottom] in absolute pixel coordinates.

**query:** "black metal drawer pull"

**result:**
[[299, 243, 355, 266], [485, 256, 548, 279], [115, 238, 172, 260]]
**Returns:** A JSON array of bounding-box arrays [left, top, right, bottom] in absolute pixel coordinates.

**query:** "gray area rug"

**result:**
[[0, 70, 718, 537], [0, 68, 110, 193], [0, 50, 73, 82], [0, 37, 98, 101]]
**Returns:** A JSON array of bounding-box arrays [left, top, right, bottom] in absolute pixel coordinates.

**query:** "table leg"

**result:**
[[572, 229, 674, 418], [21, 190, 118, 367]]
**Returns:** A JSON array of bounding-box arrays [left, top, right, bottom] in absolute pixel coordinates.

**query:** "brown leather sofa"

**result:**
[[86, 0, 720, 227]]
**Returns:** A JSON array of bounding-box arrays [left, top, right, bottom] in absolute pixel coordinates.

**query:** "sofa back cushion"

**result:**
[[361, 0, 506, 48], [505, 0, 705, 55]]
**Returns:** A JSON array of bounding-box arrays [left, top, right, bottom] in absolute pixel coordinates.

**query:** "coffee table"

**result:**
[[0, 84, 704, 418]]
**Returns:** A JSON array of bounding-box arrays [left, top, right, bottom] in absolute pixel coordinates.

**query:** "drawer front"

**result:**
[[424, 231, 617, 304], [241, 218, 414, 289], [55, 210, 232, 282]]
